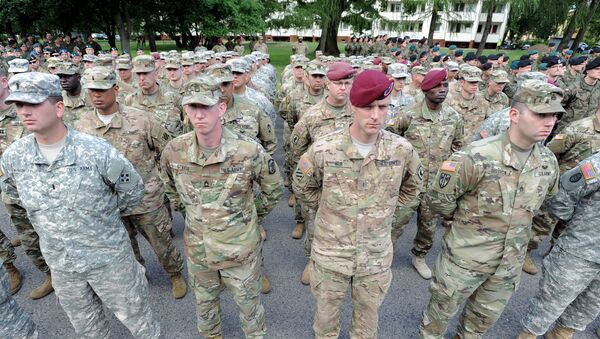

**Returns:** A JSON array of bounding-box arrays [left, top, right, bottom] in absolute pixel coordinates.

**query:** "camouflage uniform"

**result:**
[[160, 79, 282, 338], [557, 77, 600, 132], [224, 97, 277, 156], [419, 130, 559, 338], [293, 127, 424, 339], [233, 44, 245, 56], [482, 90, 510, 114], [521, 153, 600, 336], [0, 260, 38, 339], [292, 41, 308, 56], [115, 55, 137, 103], [279, 83, 307, 178], [75, 102, 184, 279], [386, 101, 464, 250]]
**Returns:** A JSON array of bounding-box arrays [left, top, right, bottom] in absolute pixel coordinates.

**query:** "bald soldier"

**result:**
[[293, 70, 424, 339], [419, 79, 562, 339], [160, 77, 282, 338]]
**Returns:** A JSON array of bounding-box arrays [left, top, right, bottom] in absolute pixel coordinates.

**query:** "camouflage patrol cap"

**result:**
[[5, 73, 62, 104], [46, 57, 62, 69], [513, 79, 565, 114], [306, 61, 327, 76], [445, 61, 459, 71], [82, 67, 117, 90], [181, 53, 195, 66], [226, 58, 250, 73], [55, 62, 80, 75], [115, 55, 132, 70], [411, 65, 428, 75], [132, 55, 156, 72], [459, 65, 483, 82], [516, 71, 548, 84], [205, 63, 234, 82], [193, 54, 204, 64], [168, 50, 179, 58], [159, 52, 168, 60], [94, 55, 114, 68], [181, 76, 221, 106], [489, 69, 509, 83], [8, 58, 29, 73], [164, 57, 181, 69], [82, 54, 97, 63], [387, 63, 409, 78]]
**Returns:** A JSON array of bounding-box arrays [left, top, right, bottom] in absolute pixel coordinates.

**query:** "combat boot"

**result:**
[[261, 274, 271, 294], [30, 273, 53, 299], [4, 263, 22, 294], [522, 250, 538, 275], [10, 237, 21, 247], [288, 193, 296, 207], [301, 260, 313, 285], [595, 327, 600, 338], [412, 256, 432, 279], [291, 222, 305, 239], [517, 330, 537, 338], [545, 326, 575, 339], [284, 176, 289, 188], [170, 273, 187, 299]]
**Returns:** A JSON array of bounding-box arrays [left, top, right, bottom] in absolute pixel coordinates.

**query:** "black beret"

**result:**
[[481, 62, 493, 71], [518, 59, 532, 68], [478, 55, 488, 64], [464, 52, 477, 61], [455, 50, 464, 56], [586, 57, 600, 71], [569, 56, 586, 66], [520, 54, 530, 61], [488, 54, 499, 60]]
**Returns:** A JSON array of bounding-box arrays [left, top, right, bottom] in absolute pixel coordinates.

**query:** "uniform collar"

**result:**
[[92, 105, 124, 130], [341, 127, 386, 163], [32, 127, 77, 166], [500, 131, 542, 172], [187, 127, 237, 166], [320, 98, 353, 120]]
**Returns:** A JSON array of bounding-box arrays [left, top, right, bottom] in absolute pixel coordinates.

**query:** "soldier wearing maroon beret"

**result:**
[[293, 70, 424, 338]]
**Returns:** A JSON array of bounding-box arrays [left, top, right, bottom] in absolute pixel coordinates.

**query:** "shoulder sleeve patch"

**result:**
[[299, 156, 314, 176], [441, 161, 459, 173], [581, 163, 597, 181]]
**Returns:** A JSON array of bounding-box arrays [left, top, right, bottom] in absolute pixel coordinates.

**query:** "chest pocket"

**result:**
[[405, 124, 428, 153], [590, 136, 600, 154], [323, 162, 355, 207], [477, 175, 512, 216]]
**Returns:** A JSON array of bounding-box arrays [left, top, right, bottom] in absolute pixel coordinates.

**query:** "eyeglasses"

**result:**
[[331, 80, 353, 87], [29, 60, 37, 64]]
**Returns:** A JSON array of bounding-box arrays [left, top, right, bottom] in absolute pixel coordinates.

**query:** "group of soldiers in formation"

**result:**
[[0, 31, 598, 339]]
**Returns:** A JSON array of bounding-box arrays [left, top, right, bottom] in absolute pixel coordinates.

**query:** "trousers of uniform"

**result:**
[[52, 251, 161, 339], [419, 253, 519, 339], [187, 253, 265, 339], [0, 228, 16, 264], [283, 123, 291, 177], [0, 262, 38, 339], [521, 246, 600, 335], [310, 262, 392, 339], [528, 204, 558, 250], [5, 203, 50, 273], [412, 202, 440, 258], [123, 205, 184, 276], [303, 207, 316, 257]]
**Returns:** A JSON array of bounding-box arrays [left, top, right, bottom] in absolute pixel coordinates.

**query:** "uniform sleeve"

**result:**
[[0, 154, 22, 207], [545, 161, 598, 221], [124, 93, 133, 106], [452, 115, 465, 151], [385, 109, 411, 136], [257, 109, 277, 155], [286, 101, 299, 128], [164, 106, 184, 138], [392, 148, 425, 231], [159, 144, 184, 211], [103, 147, 145, 214], [253, 145, 283, 217], [292, 145, 323, 211], [148, 116, 172, 159], [425, 152, 480, 218], [290, 118, 311, 173], [546, 128, 576, 161]]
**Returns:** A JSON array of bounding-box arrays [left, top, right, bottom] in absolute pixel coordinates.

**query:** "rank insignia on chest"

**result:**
[[0, 128, 6, 137], [441, 161, 458, 172], [120, 173, 130, 183], [580, 163, 597, 181]]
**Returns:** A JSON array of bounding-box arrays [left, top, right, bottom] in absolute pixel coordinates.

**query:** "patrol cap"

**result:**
[[445, 61, 459, 71], [82, 54, 97, 63], [132, 55, 156, 72], [205, 63, 234, 82], [181, 53, 195, 66], [82, 67, 117, 90], [5, 73, 62, 104], [387, 63, 409, 78], [459, 65, 482, 82], [93, 55, 114, 68], [115, 55, 132, 70], [8, 58, 29, 73], [516, 71, 548, 84], [411, 65, 428, 75], [159, 52, 168, 60], [55, 62, 80, 75], [226, 58, 250, 73], [306, 61, 327, 76], [489, 69, 509, 83], [585, 57, 600, 71], [513, 79, 565, 114], [181, 76, 222, 106], [164, 57, 181, 69], [46, 57, 62, 69]]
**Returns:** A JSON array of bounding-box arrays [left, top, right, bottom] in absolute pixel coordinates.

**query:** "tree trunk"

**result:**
[[427, 8, 439, 45], [316, 0, 345, 55], [572, 0, 599, 51], [147, 32, 157, 52], [114, 2, 131, 53], [477, 1, 496, 56], [557, 1, 582, 51]]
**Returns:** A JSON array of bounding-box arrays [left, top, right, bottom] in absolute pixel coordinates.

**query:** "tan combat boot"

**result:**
[[291, 222, 305, 239], [283, 176, 289, 188], [170, 273, 187, 299], [4, 263, 22, 294], [517, 330, 537, 339], [522, 250, 538, 275], [10, 237, 21, 247], [545, 326, 575, 339], [261, 274, 271, 294], [412, 256, 432, 279], [301, 260, 313, 285], [30, 273, 54, 299], [288, 194, 296, 207]]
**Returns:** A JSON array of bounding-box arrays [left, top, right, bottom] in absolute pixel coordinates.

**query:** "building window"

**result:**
[[477, 24, 500, 34], [434, 21, 442, 32], [450, 22, 472, 33], [401, 21, 423, 32], [390, 3, 402, 12], [453, 2, 476, 12]]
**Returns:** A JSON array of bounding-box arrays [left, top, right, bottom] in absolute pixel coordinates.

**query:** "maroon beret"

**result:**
[[373, 57, 382, 66], [421, 68, 448, 91], [327, 62, 356, 81], [349, 70, 394, 107], [150, 52, 160, 60]]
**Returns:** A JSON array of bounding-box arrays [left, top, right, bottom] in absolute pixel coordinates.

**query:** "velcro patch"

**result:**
[[441, 161, 458, 173], [580, 163, 597, 181]]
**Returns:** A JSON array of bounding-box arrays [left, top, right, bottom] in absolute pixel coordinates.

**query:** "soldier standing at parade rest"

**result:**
[[293, 70, 424, 339], [0, 72, 161, 338], [418, 79, 563, 339], [160, 77, 282, 339]]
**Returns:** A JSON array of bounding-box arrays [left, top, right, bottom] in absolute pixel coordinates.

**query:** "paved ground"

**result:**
[[3, 119, 600, 339]]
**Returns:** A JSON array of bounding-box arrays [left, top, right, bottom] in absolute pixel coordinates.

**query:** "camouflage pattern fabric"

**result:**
[[557, 77, 600, 132], [482, 90, 510, 114], [446, 91, 491, 146], [125, 86, 183, 138], [0, 260, 38, 339], [0, 230, 16, 263], [224, 97, 277, 155], [62, 90, 90, 128], [472, 107, 510, 142]]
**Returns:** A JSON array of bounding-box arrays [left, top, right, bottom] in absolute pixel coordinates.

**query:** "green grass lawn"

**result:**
[[100, 40, 532, 76]]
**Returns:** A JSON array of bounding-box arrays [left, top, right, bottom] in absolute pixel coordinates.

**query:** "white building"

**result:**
[[266, 0, 510, 48]]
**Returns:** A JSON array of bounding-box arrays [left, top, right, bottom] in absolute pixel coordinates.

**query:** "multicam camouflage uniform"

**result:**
[[160, 79, 282, 338], [556, 76, 600, 133], [224, 97, 277, 156], [386, 101, 463, 251], [0, 260, 38, 339], [293, 127, 424, 339], [521, 153, 600, 336]]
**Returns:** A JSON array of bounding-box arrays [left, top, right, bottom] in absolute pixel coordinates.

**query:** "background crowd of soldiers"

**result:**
[[0, 29, 599, 339]]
